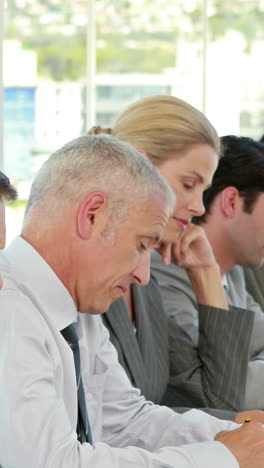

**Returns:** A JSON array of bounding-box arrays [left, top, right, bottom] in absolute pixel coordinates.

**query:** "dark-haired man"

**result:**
[[243, 133, 264, 311], [0, 171, 17, 248], [152, 135, 264, 411]]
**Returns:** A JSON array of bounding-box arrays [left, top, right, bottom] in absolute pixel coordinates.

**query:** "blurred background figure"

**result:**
[[0, 171, 17, 248]]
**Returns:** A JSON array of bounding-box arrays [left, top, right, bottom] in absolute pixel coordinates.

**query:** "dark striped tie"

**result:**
[[61, 323, 93, 444]]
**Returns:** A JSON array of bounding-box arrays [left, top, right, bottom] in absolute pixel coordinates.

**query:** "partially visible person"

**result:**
[[90, 96, 257, 418], [244, 133, 264, 309], [0, 171, 17, 248], [0, 133, 254, 468], [152, 135, 264, 410]]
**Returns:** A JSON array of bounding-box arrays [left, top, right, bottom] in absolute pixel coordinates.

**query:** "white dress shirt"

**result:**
[[0, 236, 239, 467]]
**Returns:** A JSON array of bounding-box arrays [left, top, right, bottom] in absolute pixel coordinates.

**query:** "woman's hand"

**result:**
[[156, 223, 216, 269], [156, 223, 228, 309]]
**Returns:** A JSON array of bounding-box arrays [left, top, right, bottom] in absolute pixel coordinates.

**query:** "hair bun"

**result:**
[[87, 125, 112, 135]]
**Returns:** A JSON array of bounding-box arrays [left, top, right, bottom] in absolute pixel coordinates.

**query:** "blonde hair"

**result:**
[[88, 95, 220, 165]]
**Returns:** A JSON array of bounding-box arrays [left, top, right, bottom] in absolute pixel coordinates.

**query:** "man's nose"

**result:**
[[132, 252, 151, 287]]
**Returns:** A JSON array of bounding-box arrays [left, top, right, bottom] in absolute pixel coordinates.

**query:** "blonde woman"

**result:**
[[88, 95, 258, 422]]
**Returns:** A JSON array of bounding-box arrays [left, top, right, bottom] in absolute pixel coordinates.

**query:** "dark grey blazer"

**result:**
[[102, 274, 236, 420], [151, 252, 256, 411], [102, 274, 169, 403]]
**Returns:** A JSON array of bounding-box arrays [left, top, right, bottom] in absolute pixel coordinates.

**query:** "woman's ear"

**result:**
[[136, 148, 147, 156], [77, 192, 106, 239]]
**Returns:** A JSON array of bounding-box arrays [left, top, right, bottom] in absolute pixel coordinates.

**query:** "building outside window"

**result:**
[[2, 0, 264, 242]]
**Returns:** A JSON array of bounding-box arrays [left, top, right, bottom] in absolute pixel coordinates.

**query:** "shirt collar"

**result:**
[[222, 273, 228, 289], [1, 236, 77, 331]]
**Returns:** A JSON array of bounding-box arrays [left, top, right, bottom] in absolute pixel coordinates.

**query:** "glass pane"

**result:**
[[3, 0, 88, 243], [207, 0, 264, 139], [94, 0, 205, 129]]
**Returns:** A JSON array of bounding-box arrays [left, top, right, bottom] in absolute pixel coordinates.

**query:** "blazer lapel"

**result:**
[[133, 284, 151, 359], [104, 298, 146, 391], [133, 282, 169, 402]]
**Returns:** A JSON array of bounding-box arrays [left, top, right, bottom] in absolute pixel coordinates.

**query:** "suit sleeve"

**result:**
[[151, 252, 254, 411], [172, 406, 236, 420], [238, 268, 264, 409]]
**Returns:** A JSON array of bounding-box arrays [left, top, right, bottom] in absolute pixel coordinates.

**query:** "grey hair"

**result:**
[[25, 134, 175, 224]]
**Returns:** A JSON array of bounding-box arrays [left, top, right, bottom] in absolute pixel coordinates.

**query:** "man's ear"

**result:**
[[220, 186, 241, 218], [77, 192, 107, 240]]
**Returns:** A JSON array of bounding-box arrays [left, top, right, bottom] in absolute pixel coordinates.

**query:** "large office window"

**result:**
[[2, 0, 264, 242], [206, 0, 264, 138], [95, 1, 205, 126], [3, 0, 88, 240]]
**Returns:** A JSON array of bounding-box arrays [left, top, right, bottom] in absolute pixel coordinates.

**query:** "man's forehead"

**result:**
[[138, 199, 168, 238], [147, 193, 170, 220]]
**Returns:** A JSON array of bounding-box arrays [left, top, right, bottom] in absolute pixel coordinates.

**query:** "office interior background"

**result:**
[[1, 0, 264, 242]]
